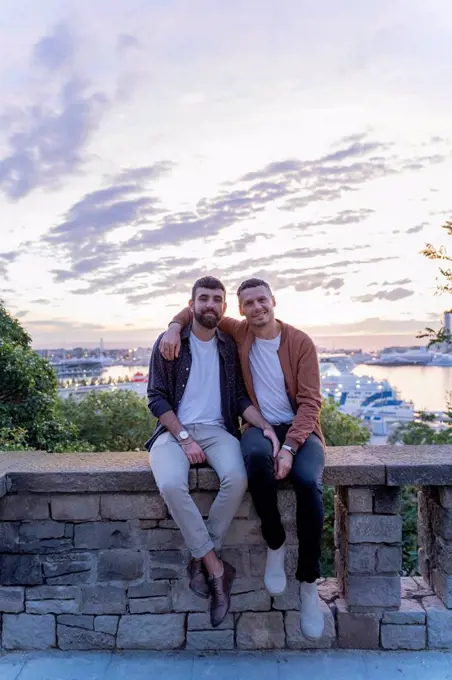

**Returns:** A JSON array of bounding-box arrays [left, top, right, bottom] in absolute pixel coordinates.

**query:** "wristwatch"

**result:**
[[177, 429, 190, 442], [281, 444, 296, 456]]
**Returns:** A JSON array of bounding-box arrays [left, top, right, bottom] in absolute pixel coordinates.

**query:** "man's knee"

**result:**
[[220, 466, 248, 494], [241, 427, 273, 469], [158, 477, 188, 504]]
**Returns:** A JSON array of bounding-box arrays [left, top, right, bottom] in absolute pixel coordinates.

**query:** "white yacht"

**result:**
[[320, 361, 414, 437]]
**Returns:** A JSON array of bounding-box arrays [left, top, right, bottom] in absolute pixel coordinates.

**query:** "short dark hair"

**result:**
[[191, 276, 226, 301], [237, 278, 272, 297]]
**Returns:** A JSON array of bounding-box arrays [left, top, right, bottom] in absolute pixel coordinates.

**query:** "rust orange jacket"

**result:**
[[172, 308, 325, 450]]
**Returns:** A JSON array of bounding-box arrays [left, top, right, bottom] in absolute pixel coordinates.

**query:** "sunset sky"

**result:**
[[1, 1, 452, 350]]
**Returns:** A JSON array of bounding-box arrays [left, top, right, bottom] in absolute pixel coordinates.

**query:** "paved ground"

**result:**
[[2, 650, 452, 680]]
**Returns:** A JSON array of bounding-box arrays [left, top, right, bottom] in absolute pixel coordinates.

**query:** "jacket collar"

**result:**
[[181, 320, 227, 343]]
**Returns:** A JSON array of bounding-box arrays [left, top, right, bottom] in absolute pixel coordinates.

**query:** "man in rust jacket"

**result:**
[[160, 278, 326, 641]]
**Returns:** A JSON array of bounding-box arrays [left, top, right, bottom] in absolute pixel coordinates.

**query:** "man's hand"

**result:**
[[263, 427, 280, 458], [181, 439, 207, 465], [275, 450, 293, 480], [159, 324, 182, 360]]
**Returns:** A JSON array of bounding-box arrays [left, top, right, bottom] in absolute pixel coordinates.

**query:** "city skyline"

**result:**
[[1, 1, 452, 349]]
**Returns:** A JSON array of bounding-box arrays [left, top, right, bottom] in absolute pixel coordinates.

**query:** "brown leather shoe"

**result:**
[[209, 560, 236, 628], [188, 558, 210, 599]]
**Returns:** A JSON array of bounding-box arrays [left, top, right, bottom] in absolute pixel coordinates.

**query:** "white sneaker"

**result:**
[[264, 543, 287, 595], [299, 581, 324, 640]]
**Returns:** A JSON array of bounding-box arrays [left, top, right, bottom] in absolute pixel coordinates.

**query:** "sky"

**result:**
[[1, 0, 452, 351]]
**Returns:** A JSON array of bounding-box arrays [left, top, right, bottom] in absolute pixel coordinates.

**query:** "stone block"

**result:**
[[237, 492, 254, 518], [80, 585, 127, 614], [0, 587, 24, 613], [129, 596, 172, 614], [26, 585, 79, 600], [191, 492, 216, 517], [249, 547, 267, 577], [285, 604, 336, 650], [0, 555, 43, 585], [220, 548, 251, 578], [42, 552, 93, 584], [51, 495, 100, 521], [277, 490, 297, 519], [2, 613, 55, 650], [128, 581, 170, 598], [171, 579, 209, 613], [149, 550, 189, 579], [376, 545, 402, 573], [418, 548, 430, 582], [137, 528, 185, 550], [348, 515, 402, 544], [427, 606, 452, 648], [412, 577, 434, 596], [197, 468, 219, 490], [347, 575, 401, 608], [230, 589, 270, 612], [432, 569, 452, 608], [381, 624, 426, 650], [19, 520, 66, 540], [432, 504, 452, 541], [100, 493, 167, 520], [272, 580, 300, 611], [347, 488, 373, 513], [57, 614, 94, 629], [439, 487, 452, 509], [434, 537, 452, 573], [373, 487, 401, 514], [324, 448, 385, 485], [26, 599, 79, 615], [336, 600, 380, 649], [0, 523, 19, 553], [236, 612, 285, 650], [187, 630, 234, 650], [347, 544, 376, 574], [58, 625, 115, 650], [97, 549, 144, 581], [94, 615, 119, 635], [117, 614, 185, 649], [0, 494, 49, 520], [74, 521, 133, 549], [188, 612, 234, 630], [333, 495, 347, 552], [382, 599, 426, 624], [224, 520, 266, 546]]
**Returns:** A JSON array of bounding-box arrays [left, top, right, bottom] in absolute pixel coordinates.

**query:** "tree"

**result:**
[[60, 390, 156, 452], [418, 218, 452, 346], [0, 300, 79, 451], [389, 410, 452, 445]]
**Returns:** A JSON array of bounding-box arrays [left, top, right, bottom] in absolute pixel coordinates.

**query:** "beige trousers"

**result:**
[[149, 424, 247, 558]]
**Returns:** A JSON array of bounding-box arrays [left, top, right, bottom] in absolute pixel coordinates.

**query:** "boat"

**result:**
[[131, 372, 148, 383], [320, 361, 414, 437]]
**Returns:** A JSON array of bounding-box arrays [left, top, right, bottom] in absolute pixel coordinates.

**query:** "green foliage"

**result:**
[[59, 390, 156, 452], [389, 411, 452, 445], [418, 218, 452, 345], [320, 398, 371, 446], [0, 302, 80, 452], [402, 486, 418, 576]]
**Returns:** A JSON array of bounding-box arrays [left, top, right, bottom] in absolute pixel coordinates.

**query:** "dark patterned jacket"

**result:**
[[145, 323, 252, 450]]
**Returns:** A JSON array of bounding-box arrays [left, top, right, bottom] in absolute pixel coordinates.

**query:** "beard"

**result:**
[[194, 309, 220, 329]]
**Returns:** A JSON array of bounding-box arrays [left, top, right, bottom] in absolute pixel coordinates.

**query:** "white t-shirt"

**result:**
[[177, 332, 224, 427], [249, 334, 295, 426]]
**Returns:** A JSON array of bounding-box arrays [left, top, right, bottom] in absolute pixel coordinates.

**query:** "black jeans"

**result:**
[[241, 425, 325, 583]]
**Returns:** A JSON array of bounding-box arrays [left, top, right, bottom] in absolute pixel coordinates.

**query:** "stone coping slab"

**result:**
[[1, 445, 452, 493]]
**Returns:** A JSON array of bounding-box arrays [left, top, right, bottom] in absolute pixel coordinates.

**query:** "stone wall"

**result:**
[[1, 446, 452, 651]]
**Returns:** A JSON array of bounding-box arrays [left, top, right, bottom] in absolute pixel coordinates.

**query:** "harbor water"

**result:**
[[100, 364, 452, 413]]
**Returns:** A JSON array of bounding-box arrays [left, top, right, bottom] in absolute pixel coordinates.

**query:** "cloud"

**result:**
[[0, 251, 19, 278], [117, 34, 141, 53], [305, 316, 432, 336], [353, 287, 414, 303], [0, 77, 108, 200], [25, 319, 105, 330], [407, 222, 428, 234], [33, 22, 75, 71], [213, 232, 272, 256]]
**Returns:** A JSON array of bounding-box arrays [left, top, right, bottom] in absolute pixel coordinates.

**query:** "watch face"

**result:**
[[179, 430, 189, 440]]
